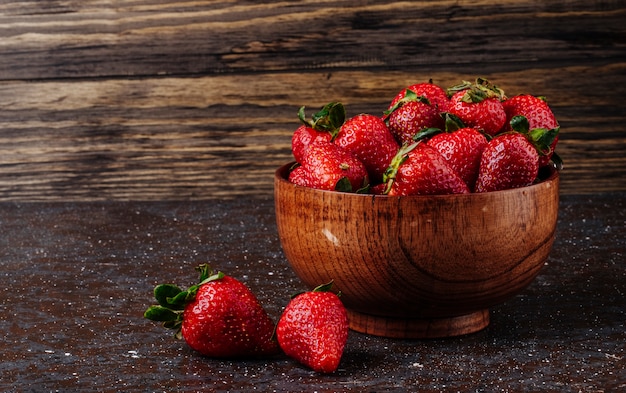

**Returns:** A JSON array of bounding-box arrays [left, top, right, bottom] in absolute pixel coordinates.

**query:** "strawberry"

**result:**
[[384, 89, 444, 145], [297, 141, 368, 192], [475, 132, 539, 192], [292, 125, 332, 164], [502, 94, 561, 167], [276, 282, 349, 373], [426, 125, 488, 189], [144, 264, 280, 358], [287, 164, 311, 187], [387, 81, 451, 113], [383, 142, 470, 196], [334, 113, 399, 184], [447, 78, 507, 136], [291, 103, 343, 163]]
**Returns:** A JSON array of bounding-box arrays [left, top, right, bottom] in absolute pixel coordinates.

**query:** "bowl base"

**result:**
[[347, 309, 490, 339]]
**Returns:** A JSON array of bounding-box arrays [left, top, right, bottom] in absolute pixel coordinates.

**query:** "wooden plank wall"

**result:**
[[0, 0, 624, 201]]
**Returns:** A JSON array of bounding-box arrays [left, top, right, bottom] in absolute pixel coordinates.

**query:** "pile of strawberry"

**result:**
[[145, 265, 348, 373], [288, 78, 561, 195]]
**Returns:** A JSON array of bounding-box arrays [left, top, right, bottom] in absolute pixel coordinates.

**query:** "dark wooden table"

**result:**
[[0, 1, 625, 392], [0, 195, 624, 391]]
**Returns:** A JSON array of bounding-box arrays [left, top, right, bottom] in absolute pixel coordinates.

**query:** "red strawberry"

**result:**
[[502, 94, 560, 167], [291, 103, 344, 164], [384, 89, 444, 145], [276, 282, 349, 373], [144, 264, 279, 358], [292, 125, 332, 164], [426, 126, 488, 189], [369, 182, 388, 195], [387, 81, 451, 113], [287, 164, 311, 187], [383, 142, 470, 196], [298, 142, 368, 192], [447, 78, 507, 136], [335, 114, 399, 184], [475, 132, 539, 192]]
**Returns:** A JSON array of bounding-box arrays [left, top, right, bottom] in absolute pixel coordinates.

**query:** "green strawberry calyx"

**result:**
[[289, 280, 340, 300], [381, 142, 420, 194], [382, 89, 432, 120], [298, 102, 346, 139], [143, 264, 224, 339], [411, 113, 467, 142], [312, 280, 335, 293], [446, 77, 506, 103], [509, 115, 563, 170]]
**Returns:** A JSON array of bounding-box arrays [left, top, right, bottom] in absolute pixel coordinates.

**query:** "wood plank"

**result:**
[[0, 1, 624, 79], [0, 0, 623, 200], [0, 63, 623, 200]]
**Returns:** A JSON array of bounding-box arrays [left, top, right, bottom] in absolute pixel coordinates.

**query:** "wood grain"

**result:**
[[0, 0, 624, 201]]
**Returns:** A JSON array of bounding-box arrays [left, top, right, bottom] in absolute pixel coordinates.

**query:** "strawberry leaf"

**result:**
[[356, 185, 370, 194], [144, 305, 180, 322], [312, 280, 335, 293], [444, 112, 465, 132], [313, 102, 346, 132], [448, 78, 505, 102], [413, 127, 442, 141], [195, 263, 213, 282], [510, 115, 531, 133], [298, 102, 345, 139], [446, 80, 473, 97], [382, 142, 419, 193], [530, 126, 559, 152], [145, 264, 229, 340], [383, 89, 431, 118], [334, 177, 353, 193], [168, 290, 194, 309], [298, 106, 310, 125], [154, 284, 183, 308]]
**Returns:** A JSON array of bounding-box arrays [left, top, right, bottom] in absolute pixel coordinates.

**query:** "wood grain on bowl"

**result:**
[[275, 163, 560, 338]]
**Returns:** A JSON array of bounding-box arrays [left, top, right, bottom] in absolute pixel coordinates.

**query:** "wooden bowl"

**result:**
[[274, 163, 560, 338]]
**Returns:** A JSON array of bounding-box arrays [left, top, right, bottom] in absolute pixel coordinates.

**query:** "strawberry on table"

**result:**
[[335, 113, 399, 184], [475, 132, 540, 192], [447, 78, 507, 136], [295, 141, 369, 192], [144, 264, 280, 358], [276, 282, 349, 374], [383, 142, 470, 196]]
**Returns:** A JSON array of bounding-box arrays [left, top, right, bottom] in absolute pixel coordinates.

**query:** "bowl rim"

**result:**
[[275, 162, 559, 199]]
